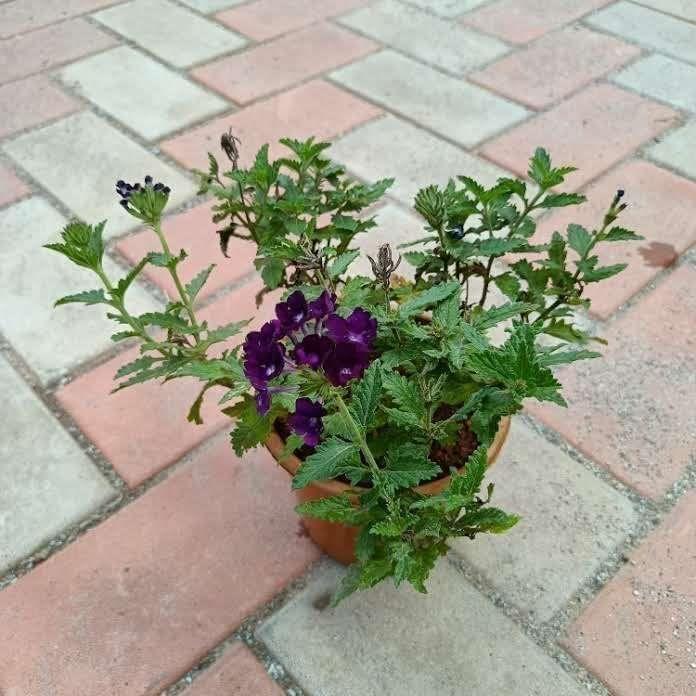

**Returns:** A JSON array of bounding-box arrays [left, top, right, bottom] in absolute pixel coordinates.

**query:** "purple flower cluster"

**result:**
[[242, 290, 377, 446]]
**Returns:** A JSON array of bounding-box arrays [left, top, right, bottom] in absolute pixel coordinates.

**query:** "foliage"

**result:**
[[47, 142, 641, 606]]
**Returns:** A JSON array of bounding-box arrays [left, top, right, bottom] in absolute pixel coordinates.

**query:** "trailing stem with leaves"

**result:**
[[47, 139, 642, 604]]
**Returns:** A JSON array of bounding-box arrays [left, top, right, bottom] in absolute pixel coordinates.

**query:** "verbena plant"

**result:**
[[47, 140, 640, 603]]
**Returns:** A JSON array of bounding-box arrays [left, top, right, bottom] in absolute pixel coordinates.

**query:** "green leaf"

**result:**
[[581, 263, 627, 282], [493, 273, 521, 301], [399, 281, 460, 317], [114, 355, 160, 379], [538, 193, 586, 208], [566, 224, 593, 257], [331, 564, 363, 606], [229, 399, 273, 456], [471, 302, 536, 330], [260, 257, 284, 289], [383, 446, 440, 493], [599, 226, 644, 242], [138, 311, 190, 331], [349, 361, 382, 431], [528, 148, 552, 187], [455, 507, 520, 535], [185, 264, 216, 302], [414, 185, 447, 230], [538, 348, 600, 367], [382, 370, 424, 422], [205, 319, 250, 344], [54, 288, 109, 307], [296, 494, 364, 524], [451, 445, 488, 498], [542, 319, 588, 344], [328, 249, 360, 279], [292, 438, 361, 489]]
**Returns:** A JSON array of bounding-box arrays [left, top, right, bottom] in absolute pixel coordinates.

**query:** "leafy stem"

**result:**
[[334, 392, 382, 481]]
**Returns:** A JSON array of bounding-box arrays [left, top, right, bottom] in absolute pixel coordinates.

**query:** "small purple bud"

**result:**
[[288, 397, 326, 447]]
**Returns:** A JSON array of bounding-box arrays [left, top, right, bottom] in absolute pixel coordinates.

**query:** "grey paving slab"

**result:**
[[450, 421, 637, 622], [404, 0, 489, 17], [330, 115, 510, 207], [331, 50, 529, 147], [632, 0, 696, 22], [258, 560, 587, 696], [3, 112, 197, 239], [177, 0, 247, 11], [59, 47, 228, 140], [94, 0, 247, 68], [613, 53, 696, 113], [0, 355, 115, 574], [587, 1, 696, 65], [648, 120, 696, 180], [0, 197, 160, 383], [339, 0, 508, 75]]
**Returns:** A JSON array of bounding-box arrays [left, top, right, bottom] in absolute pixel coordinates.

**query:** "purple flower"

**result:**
[[325, 308, 377, 349], [323, 341, 370, 387], [259, 318, 284, 342], [255, 388, 271, 415], [288, 398, 326, 447], [275, 290, 308, 331], [243, 325, 285, 388], [308, 290, 336, 320], [292, 334, 334, 370]]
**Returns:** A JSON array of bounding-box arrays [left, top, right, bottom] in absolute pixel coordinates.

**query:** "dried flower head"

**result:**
[[220, 128, 241, 169], [367, 243, 401, 290]]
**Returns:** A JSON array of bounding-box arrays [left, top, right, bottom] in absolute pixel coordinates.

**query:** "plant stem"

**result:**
[[335, 393, 381, 480]]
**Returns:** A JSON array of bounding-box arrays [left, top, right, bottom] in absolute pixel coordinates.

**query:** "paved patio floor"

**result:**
[[0, 0, 695, 694]]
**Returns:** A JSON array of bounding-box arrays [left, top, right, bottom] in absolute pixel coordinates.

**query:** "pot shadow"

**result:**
[[638, 242, 678, 268]]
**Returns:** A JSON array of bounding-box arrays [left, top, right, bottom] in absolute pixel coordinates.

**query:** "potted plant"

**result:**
[[47, 138, 640, 603]]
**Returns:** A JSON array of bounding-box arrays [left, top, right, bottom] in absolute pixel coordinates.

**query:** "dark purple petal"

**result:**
[[323, 341, 370, 387], [308, 290, 336, 320], [292, 334, 334, 370], [288, 397, 326, 447], [255, 389, 271, 415], [325, 307, 377, 349], [260, 318, 284, 342], [243, 341, 285, 386], [275, 290, 308, 331]]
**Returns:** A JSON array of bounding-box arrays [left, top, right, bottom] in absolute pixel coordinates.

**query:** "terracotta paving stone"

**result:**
[[527, 264, 696, 500], [0, 165, 29, 207], [461, 0, 613, 45], [563, 490, 696, 696], [117, 202, 256, 303], [0, 75, 80, 139], [535, 160, 696, 318], [0, 0, 121, 38], [183, 642, 282, 696], [56, 277, 275, 487], [217, 0, 369, 41], [0, 435, 320, 696], [0, 18, 117, 85], [191, 22, 378, 104], [481, 84, 679, 189], [160, 79, 382, 172], [470, 26, 640, 110]]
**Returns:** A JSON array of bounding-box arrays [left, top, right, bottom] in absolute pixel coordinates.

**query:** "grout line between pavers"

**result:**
[[628, 0, 696, 27]]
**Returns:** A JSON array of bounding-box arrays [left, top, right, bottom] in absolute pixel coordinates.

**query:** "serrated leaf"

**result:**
[[206, 319, 250, 344], [185, 264, 215, 302], [292, 438, 361, 489], [493, 273, 521, 301], [455, 507, 520, 535], [471, 302, 536, 330], [138, 311, 189, 331], [599, 226, 644, 242], [229, 399, 273, 456], [54, 288, 109, 307], [581, 263, 627, 282], [542, 319, 588, 344], [328, 249, 360, 279], [349, 361, 382, 431], [399, 281, 460, 317], [538, 193, 586, 209], [451, 445, 488, 498], [383, 446, 440, 493], [382, 370, 424, 422], [296, 494, 364, 524], [114, 355, 160, 379], [567, 223, 593, 257], [260, 257, 284, 289], [538, 348, 600, 367]]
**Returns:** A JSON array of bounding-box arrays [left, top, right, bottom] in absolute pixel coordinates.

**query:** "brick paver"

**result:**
[[59, 46, 228, 141], [461, 0, 613, 44], [259, 561, 587, 696], [3, 112, 197, 238], [94, 0, 248, 69], [0, 197, 159, 383], [0, 164, 29, 207], [536, 159, 696, 318], [182, 643, 282, 696], [481, 84, 678, 188], [564, 490, 696, 696], [451, 421, 636, 622], [333, 50, 529, 147], [470, 26, 640, 109], [192, 22, 377, 104], [0, 436, 319, 696], [2, 0, 695, 692], [528, 264, 696, 499], [0, 355, 114, 575], [161, 79, 382, 171], [339, 0, 509, 75], [218, 0, 369, 41], [0, 76, 80, 140]]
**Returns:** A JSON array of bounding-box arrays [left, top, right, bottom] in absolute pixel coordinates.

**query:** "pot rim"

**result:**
[[265, 415, 511, 497]]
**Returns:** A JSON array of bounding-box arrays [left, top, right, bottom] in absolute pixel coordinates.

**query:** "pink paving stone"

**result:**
[[461, 0, 613, 45], [0, 435, 320, 696], [0, 18, 117, 84], [183, 643, 283, 696], [563, 490, 696, 696], [0, 165, 30, 206], [0, 0, 121, 38], [469, 26, 640, 110], [535, 159, 696, 319], [161, 79, 382, 172], [527, 264, 696, 500], [116, 202, 256, 303], [191, 22, 378, 104], [217, 0, 369, 41], [480, 84, 679, 189], [56, 278, 276, 487], [0, 74, 80, 139]]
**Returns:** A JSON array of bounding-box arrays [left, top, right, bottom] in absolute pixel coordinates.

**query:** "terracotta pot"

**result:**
[[265, 416, 511, 565]]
